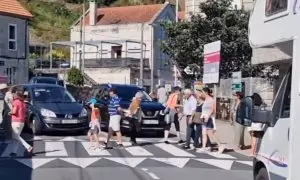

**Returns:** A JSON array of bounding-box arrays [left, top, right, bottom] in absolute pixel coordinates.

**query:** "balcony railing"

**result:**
[[84, 58, 150, 68]]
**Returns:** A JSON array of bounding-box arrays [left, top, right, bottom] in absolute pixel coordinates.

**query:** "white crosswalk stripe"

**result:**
[[81, 142, 111, 156], [123, 142, 154, 156], [154, 143, 195, 157]]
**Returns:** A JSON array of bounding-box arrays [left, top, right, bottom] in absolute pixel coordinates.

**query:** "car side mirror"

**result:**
[[252, 108, 272, 125]]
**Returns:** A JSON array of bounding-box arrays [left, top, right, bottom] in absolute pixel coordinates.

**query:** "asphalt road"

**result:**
[[0, 133, 253, 180]]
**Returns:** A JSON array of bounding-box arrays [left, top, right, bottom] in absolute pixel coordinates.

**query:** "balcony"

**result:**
[[84, 58, 150, 69]]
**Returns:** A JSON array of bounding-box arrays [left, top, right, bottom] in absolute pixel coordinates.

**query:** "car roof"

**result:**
[[94, 83, 143, 90], [20, 83, 64, 89], [31, 76, 58, 80]]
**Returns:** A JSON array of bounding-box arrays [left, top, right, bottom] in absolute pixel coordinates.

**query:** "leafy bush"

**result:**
[[67, 67, 84, 86]]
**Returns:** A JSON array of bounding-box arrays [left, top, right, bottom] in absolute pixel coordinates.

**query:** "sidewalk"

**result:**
[[170, 118, 251, 156]]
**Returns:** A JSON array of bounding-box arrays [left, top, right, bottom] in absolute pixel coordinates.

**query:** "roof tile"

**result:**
[[82, 4, 164, 25], [0, 0, 33, 19]]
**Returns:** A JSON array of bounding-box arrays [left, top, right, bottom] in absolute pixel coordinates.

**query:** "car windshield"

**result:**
[[31, 86, 75, 103], [36, 78, 57, 84], [114, 86, 152, 101]]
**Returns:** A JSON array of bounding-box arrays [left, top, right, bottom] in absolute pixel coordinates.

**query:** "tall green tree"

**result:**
[[160, 0, 269, 83]]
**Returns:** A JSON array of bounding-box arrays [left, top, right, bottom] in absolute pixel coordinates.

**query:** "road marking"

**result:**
[[45, 142, 68, 157], [105, 157, 145, 168], [141, 168, 160, 179], [194, 159, 234, 170], [206, 152, 237, 159], [59, 137, 85, 142], [81, 142, 111, 156], [0, 142, 24, 157], [16, 158, 55, 169], [154, 143, 195, 157], [60, 158, 100, 168], [236, 160, 253, 166], [122, 142, 154, 156], [151, 158, 190, 168]]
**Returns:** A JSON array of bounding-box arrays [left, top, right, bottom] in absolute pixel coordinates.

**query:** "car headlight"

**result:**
[[79, 108, 87, 117], [40, 108, 56, 117], [160, 110, 165, 115]]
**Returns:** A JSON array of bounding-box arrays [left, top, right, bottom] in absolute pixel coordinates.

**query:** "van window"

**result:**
[[265, 0, 288, 16], [280, 72, 291, 118]]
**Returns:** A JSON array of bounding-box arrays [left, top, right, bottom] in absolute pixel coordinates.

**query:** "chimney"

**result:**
[[89, 0, 97, 26]]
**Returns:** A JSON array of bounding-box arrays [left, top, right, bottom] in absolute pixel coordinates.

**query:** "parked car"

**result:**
[[4, 84, 89, 135], [29, 76, 66, 88], [86, 84, 166, 135]]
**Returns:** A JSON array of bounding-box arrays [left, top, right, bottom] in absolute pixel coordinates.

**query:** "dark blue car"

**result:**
[[86, 84, 166, 135], [3, 84, 89, 135]]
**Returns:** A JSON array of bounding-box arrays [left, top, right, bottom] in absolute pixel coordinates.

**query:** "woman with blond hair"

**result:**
[[124, 91, 143, 146]]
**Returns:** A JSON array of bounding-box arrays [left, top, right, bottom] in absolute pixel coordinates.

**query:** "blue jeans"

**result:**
[[185, 117, 202, 147]]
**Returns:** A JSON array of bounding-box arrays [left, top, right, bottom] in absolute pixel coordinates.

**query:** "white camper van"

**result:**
[[248, 0, 300, 180]]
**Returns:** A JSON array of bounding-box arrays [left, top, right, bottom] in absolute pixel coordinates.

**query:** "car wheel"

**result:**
[[255, 168, 269, 180], [32, 116, 42, 135]]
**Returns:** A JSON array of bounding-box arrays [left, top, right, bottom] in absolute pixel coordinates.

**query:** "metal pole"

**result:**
[[139, 23, 144, 87], [50, 43, 52, 70], [150, 24, 154, 92], [174, 0, 179, 87], [82, 1, 86, 73], [79, 8, 83, 69]]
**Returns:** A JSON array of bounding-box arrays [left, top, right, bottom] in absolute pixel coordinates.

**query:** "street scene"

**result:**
[[0, 0, 298, 180]]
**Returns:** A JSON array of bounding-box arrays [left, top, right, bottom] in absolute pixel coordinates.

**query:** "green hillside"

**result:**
[[22, 0, 184, 44]]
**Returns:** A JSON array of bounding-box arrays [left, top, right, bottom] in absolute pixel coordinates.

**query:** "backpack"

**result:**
[[236, 96, 253, 126]]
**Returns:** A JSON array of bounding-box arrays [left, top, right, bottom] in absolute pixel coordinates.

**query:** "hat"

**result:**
[[135, 91, 144, 98], [88, 98, 97, 104], [0, 84, 8, 90]]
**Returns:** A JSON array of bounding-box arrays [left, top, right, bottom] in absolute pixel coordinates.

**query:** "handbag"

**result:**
[[192, 112, 203, 124]]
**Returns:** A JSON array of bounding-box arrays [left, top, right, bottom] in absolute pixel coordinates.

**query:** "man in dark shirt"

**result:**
[[106, 88, 123, 149]]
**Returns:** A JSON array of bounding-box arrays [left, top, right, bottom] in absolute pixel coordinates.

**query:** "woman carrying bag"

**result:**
[[124, 92, 143, 146]]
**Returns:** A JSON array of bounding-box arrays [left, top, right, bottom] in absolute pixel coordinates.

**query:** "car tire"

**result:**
[[255, 168, 269, 180], [32, 116, 42, 135]]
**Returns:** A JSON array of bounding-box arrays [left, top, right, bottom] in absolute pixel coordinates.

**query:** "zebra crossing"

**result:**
[[0, 136, 253, 170]]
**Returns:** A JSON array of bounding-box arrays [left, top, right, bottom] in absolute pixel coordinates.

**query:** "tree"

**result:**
[[160, 0, 270, 84], [67, 67, 84, 86]]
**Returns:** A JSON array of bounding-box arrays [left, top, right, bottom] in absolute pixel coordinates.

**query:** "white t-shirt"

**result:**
[[183, 95, 197, 115]]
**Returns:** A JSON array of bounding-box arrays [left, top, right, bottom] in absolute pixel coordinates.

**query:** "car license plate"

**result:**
[[143, 120, 159, 124], [62, 119, 78, 124]]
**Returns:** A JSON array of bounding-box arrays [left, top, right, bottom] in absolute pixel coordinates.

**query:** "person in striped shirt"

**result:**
[[106, 88, 123, 149]]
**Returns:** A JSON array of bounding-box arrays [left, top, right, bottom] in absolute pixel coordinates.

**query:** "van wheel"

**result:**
[[255, 168, 269, 180], [32, 117, 42, 135]]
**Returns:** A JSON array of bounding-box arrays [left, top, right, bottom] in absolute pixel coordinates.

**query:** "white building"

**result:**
[[183, 0, 254, 19], [70, 2, 176, 91]]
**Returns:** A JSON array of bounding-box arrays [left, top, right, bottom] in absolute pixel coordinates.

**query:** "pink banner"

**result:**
[[204, 51, 221, 64]]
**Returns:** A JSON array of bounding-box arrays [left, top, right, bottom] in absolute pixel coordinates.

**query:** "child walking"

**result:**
[[87, 98, 102, 149], [10, 88, 33, 157]]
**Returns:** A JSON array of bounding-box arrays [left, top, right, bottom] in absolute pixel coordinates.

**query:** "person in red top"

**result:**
[[9, 89, 32, 157]]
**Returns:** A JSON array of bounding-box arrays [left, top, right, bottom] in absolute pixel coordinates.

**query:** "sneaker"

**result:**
[[182, 145, 190, 150], [196, 147, 210, 153], [178, 140, 184, 144], [218, 145, 226, 154], [164, 141, 170, 144], [131, 141, 138, 146]]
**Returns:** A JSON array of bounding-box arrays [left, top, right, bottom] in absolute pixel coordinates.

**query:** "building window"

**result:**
[[265, 0, 288, 16], [0, 61, 4, 66], [8, 24, 17, 51], [111, 46, 122, 58]]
